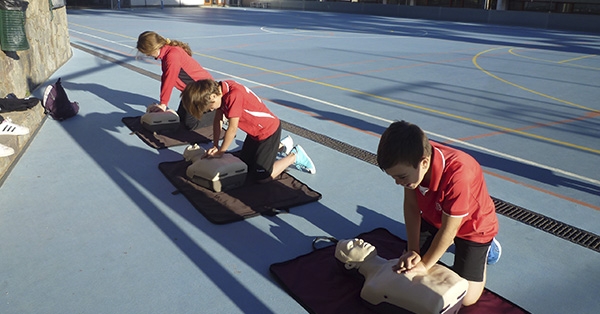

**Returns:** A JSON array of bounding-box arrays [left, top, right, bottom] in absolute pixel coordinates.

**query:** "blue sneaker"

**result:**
[[487, 238, 502, 265], [291, 145, 316, 174]]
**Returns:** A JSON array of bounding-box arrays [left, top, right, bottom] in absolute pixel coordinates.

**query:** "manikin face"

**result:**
[[384, 157, 429, 190], [336, 238, 376, 263]]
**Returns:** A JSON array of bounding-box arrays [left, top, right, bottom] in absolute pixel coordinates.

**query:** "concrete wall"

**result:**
[[240, 1, 600, 33], [0, 0, 72, 98]]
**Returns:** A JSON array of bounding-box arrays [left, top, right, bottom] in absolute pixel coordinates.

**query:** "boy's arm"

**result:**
[[217, 116, 239, 154], [394, 189, 423, 273], [403, 189, 422, 254], [212, 109, 223, 146], [420, 213, 462, 270]]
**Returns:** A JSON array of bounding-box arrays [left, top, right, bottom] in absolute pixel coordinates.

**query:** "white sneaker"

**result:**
[[279, 135, 293, 155], [0, 117, 29, 136], [0, 143, 14, 157]]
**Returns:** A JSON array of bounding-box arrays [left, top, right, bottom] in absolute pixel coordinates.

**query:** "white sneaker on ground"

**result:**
[[291, 145, 316, 174], [279, 135, 293, 156], [0, 117, 29, 136], [0, 143, 14, 157]]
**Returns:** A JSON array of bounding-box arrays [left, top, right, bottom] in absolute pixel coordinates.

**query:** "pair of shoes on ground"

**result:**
[[487, 237, 502, 265], [280, 135, 316, 174], [0, 117, 30, 158]]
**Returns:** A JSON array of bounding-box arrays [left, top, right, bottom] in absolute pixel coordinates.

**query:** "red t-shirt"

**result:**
[[416, 141, 498, 243], [220, 80, 280, 141], [157, 45, 213, 105]]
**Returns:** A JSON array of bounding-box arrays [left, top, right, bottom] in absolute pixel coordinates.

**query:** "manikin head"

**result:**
[[335, 238, 378, 270]]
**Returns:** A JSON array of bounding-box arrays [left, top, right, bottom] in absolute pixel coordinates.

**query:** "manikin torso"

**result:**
[[335, 239, 468, 314]]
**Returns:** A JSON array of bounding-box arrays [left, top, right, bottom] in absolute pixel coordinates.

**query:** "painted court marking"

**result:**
[[68, 26, 600, 211]]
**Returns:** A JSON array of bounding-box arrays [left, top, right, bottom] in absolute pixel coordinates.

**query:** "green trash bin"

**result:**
[[0, 0, 30, 51]]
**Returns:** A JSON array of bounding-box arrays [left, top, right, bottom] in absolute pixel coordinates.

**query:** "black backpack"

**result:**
[[42, 78, 79, 121]]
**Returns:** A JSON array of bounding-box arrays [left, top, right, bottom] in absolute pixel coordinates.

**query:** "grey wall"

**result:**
[[241, 1, 600, 33], [1, 2, 72, 98]]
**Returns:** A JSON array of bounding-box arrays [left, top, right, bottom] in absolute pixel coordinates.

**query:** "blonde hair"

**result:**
[[181, 79, 221, 118], [136, 31, 193, 56]]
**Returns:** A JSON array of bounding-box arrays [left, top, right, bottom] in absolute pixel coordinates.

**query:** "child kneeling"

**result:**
[[181, 79, 316, 183]]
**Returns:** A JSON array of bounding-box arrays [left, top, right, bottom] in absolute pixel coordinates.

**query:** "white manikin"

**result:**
[[335, 238, 468, 314]]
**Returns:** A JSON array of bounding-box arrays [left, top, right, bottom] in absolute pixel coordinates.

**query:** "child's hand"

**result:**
[[393, 250, 421, 274], [146, 103, 167, 113], [203, 147, 224, 159]]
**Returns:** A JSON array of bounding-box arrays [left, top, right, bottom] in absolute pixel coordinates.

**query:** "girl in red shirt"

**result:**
[[136, 31, 214, 130]]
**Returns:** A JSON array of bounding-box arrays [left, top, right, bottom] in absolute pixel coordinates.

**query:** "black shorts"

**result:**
[[419, 218, 491, 282], [239, 123, 281, 181]]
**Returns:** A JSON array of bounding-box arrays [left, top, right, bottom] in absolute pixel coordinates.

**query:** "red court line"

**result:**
[[483, 170, 600, 212], [268, 99, 599, 212]]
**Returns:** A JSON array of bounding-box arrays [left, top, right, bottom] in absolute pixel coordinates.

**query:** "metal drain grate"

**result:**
[[280, 121, 600, 254], [493, 198, 600, 253], [71, 43, 600, 254]]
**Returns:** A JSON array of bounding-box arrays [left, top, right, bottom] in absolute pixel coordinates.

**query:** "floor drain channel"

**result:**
[[71, 43, 600, 254], [493, 198, 600, 253], [281, 121, 600, 254]]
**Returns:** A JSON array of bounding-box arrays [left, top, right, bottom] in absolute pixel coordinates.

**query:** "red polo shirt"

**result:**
[[416, 141, 498, 243], [220, 80, 279, 141], [157, 45, 213, 105]]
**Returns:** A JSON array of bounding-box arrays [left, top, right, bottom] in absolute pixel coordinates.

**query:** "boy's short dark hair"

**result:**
[[377, 120, 432, 170], [181, 79, 221, 119]]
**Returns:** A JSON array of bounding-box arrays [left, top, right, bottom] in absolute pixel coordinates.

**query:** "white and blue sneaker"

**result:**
[[291, 145, 316, 174], [279, 135, 293, 156], [487, 237, 502, 265]]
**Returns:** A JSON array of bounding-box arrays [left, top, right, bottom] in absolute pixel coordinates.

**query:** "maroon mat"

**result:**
[[270, 228, 529, 314], [122, 115, 219, 149], [159, 159, 322, 224]]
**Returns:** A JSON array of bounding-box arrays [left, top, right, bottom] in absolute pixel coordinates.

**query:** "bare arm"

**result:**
[[394, 189, 422, 273], [212, 109, 223, 146], [403, 189, 421, 254], [420, 213, 462, 270], [218, 116, 238, 154]]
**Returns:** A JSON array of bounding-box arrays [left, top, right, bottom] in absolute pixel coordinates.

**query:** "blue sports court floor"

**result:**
[[1, 6, 599, 314]]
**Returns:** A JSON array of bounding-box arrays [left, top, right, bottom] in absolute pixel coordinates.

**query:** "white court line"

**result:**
[[207, 68, 600, 187], [70, 29, 600, 187]]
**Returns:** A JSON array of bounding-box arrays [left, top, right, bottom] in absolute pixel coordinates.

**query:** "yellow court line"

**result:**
[[70, 22, 136, 40], [196, 50, 600, 155], [69, 23, 600, 155], [558, 54, 597, 64], [475, 47, 598, 113], [508, 48, 600, 70]]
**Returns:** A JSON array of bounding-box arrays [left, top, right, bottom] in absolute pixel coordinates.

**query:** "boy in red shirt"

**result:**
[[181, 79, 315, 182], [376, 120, 501, 306]]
